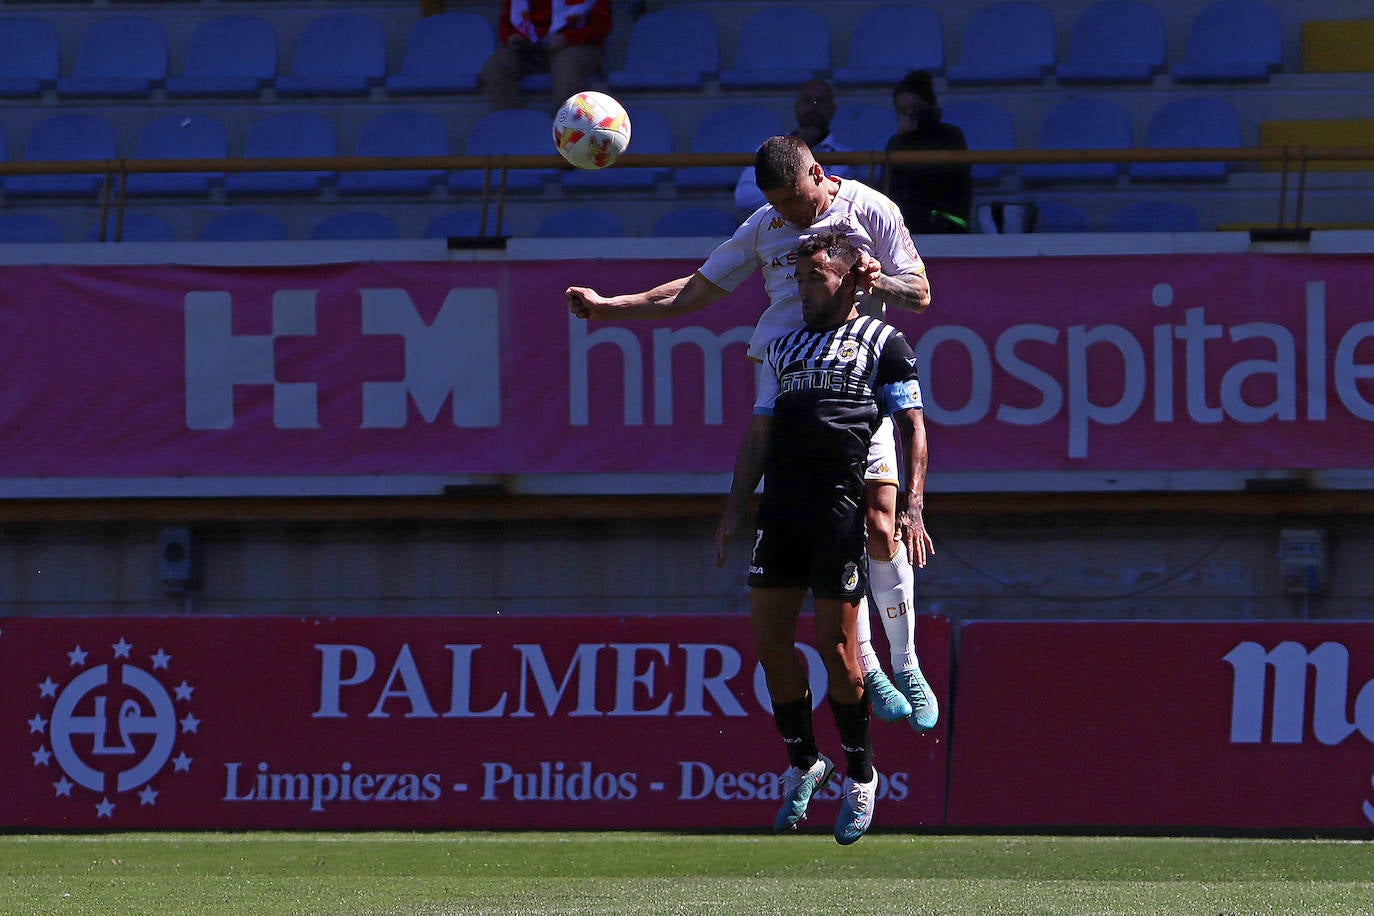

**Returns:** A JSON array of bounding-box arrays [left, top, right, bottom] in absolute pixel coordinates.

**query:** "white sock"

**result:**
[[854, 595, 881, 675], [869, 547, 918, 671]]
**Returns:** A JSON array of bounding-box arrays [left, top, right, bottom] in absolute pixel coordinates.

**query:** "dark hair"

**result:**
[[893, 69, 937, 107], [796, 230, 858, 274], [754, 135, 811, 192]]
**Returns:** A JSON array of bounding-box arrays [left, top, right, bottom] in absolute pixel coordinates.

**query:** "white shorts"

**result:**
[[864, 417, 900, 485]]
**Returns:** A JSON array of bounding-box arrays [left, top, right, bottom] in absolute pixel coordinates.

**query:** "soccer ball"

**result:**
[[552, 91, 632, 170]]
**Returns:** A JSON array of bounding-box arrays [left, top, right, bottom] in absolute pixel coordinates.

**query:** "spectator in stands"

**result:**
[[735, 79, 853, 213], [884, 70, 972, 234], [481, 0, 612, 111]]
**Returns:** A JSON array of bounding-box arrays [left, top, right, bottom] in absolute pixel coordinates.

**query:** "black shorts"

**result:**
[[747, 493, 867, 600]]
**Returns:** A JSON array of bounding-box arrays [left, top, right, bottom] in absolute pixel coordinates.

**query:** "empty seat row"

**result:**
[[0, 0, 1293, 104]]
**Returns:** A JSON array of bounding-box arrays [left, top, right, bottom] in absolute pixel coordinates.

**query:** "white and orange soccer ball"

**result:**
[[552, 91, 632, 170]]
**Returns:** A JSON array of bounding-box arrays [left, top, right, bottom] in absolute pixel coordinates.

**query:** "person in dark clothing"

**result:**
[[884, 70, 972, 235]]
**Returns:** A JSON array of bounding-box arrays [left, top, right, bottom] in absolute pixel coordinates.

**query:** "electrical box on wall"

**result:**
[[1278, 528, 1327, 594]]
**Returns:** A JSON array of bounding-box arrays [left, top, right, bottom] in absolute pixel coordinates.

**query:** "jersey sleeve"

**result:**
[[875, 330, 923, 415], [866, 190, 926, 279], [753, 347, 780, 414], [698, 212, 764, 293]]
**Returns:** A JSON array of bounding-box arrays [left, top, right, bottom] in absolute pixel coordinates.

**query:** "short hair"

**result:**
[[796, 230, 858, 274], [754, 135, 811, 192], [893, 69, 937, 106]]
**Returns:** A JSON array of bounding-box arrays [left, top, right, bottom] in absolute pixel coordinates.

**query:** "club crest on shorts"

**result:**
[[842, 562, 860, 592]]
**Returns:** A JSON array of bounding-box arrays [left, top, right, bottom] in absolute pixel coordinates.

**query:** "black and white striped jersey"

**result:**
[[755, 314, 922, 519]]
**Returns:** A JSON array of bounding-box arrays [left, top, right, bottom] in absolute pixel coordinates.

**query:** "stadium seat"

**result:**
[[1020, 98, 1133, 184], [337, 110, 448, 195], [89, 212, 177, 243], [561, 107, 672, 192], [225, 111, 338, 196], [1033, 200, 1091, 232], [4, 113, 117, 198], [1172, 0, 1283, 82], [387, 11, 492, 95], [832, 4, 944, 86], [0, 212, 63, 243], [830, 102, 898, 154], [125, 113, 228, 196], [1129, 96, 1240, 182], [198, 210, 289, 242], [608, 8, 718, 91], [535, 207, 626, 238], [57, 16, 167, 98], [942, 100, 1017, 184], [0, 16, 59, 98], [276, 12, 387, 97], [650, 206, 739, 238], [674, 104, 786, 191], [424, 209, 510, 240], [165, 15, 276, 98], [719, 6, 829, 88], [1057, 0, 1167, 84], [946, 1, 1055, 85], [1108, 200, 1201, 232], [311, 211, 400, 241], [450, 109, 559, 194]]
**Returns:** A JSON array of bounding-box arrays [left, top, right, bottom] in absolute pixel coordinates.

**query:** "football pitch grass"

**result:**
[[3, 831, 1373, 915]]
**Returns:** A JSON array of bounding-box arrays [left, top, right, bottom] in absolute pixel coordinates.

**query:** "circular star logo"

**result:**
[[29, 637, 197, 820]]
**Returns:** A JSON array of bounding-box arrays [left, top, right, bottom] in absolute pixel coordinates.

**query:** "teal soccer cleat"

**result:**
[[773, 754, 835, 832], [834, 769, 878, 845], [895, 666, 939, 733], [863, 668, 913, 722]]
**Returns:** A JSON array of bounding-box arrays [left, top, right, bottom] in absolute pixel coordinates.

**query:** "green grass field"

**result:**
[[3, 832, 1372, 915]]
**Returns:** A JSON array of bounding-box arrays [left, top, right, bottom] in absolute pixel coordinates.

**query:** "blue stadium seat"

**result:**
[[387, 12, 492, 95], [311, 211, 400, 241], [1172, 0, 1282, 82], [337, 110, 448, 195], [57, 16, 167, 98], [608, 8, 719, 91], [0, 212, 63, 243], [535, 207, 626, 238], [1033, 200, 1091, 232], [942, 100, 1017, 184], [424, 209, 510, 240], [4, 113, 117, 197], [1109, 200, 1201, 232], [650, 206, 739, 238], [675, 104, 786, 191], [1130, 96, 1241, 181], [89, 212, 177, 243], [561, 107, 672, 192], [225, 111, 337, 196], [1057, 0, 1167, 84], [831, 102, 898, 153], [0, 17, 59, 98], [719, 6, 829, 88], [125, 114, 228, 196], [1021, 98, 1133, 184], [450, 109, 559, 194], [946, 1, 1055, 85], [199, 210, 289, 242], [165, 15, 276, 98], [276, 12, 386, 97], [833, 4, 944, 86]]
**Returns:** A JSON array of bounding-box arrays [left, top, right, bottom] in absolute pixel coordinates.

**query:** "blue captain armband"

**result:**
[[879, 378, 924, 415]]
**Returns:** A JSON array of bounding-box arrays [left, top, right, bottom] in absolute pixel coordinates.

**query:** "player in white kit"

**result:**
[[566, 136, 939, 731]]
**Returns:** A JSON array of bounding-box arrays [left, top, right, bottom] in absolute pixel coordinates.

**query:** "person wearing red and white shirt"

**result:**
[[481, 0, 612, 111]]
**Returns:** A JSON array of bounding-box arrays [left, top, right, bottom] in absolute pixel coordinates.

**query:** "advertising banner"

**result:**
[[2, 614, 951, 830], [0, 254, 1371, 491], [948, 621, 1374, 830]]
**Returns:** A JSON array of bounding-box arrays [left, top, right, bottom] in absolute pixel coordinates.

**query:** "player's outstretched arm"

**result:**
[[856, 253, 931, 314], [891, 407, 933, 568], [567, 272, 726, 321], [715, 414, 771, 568]]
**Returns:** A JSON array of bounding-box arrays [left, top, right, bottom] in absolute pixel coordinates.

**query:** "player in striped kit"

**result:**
[[566, 136, 938, 734], [723, 230, 929, 842]]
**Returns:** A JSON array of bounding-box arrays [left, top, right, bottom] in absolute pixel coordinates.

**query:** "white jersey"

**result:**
[[698, 177, 926, 360]]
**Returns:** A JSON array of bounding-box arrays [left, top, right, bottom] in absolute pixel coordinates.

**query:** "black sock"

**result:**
[[829, 696, 874, 783], [772, 692, 818, 770]]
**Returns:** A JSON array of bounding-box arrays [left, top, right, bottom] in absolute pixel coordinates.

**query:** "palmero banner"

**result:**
[[0, 253, 1371, 490], [949, 621, 1374, 830], [1, 614, 951, 830]]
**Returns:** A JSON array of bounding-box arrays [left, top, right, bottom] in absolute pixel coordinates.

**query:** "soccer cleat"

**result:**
[[863, 669, 913, 722], [773, 754, 835, 832], [834, 769, 878, 845], [895, 666, 939, 733]]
